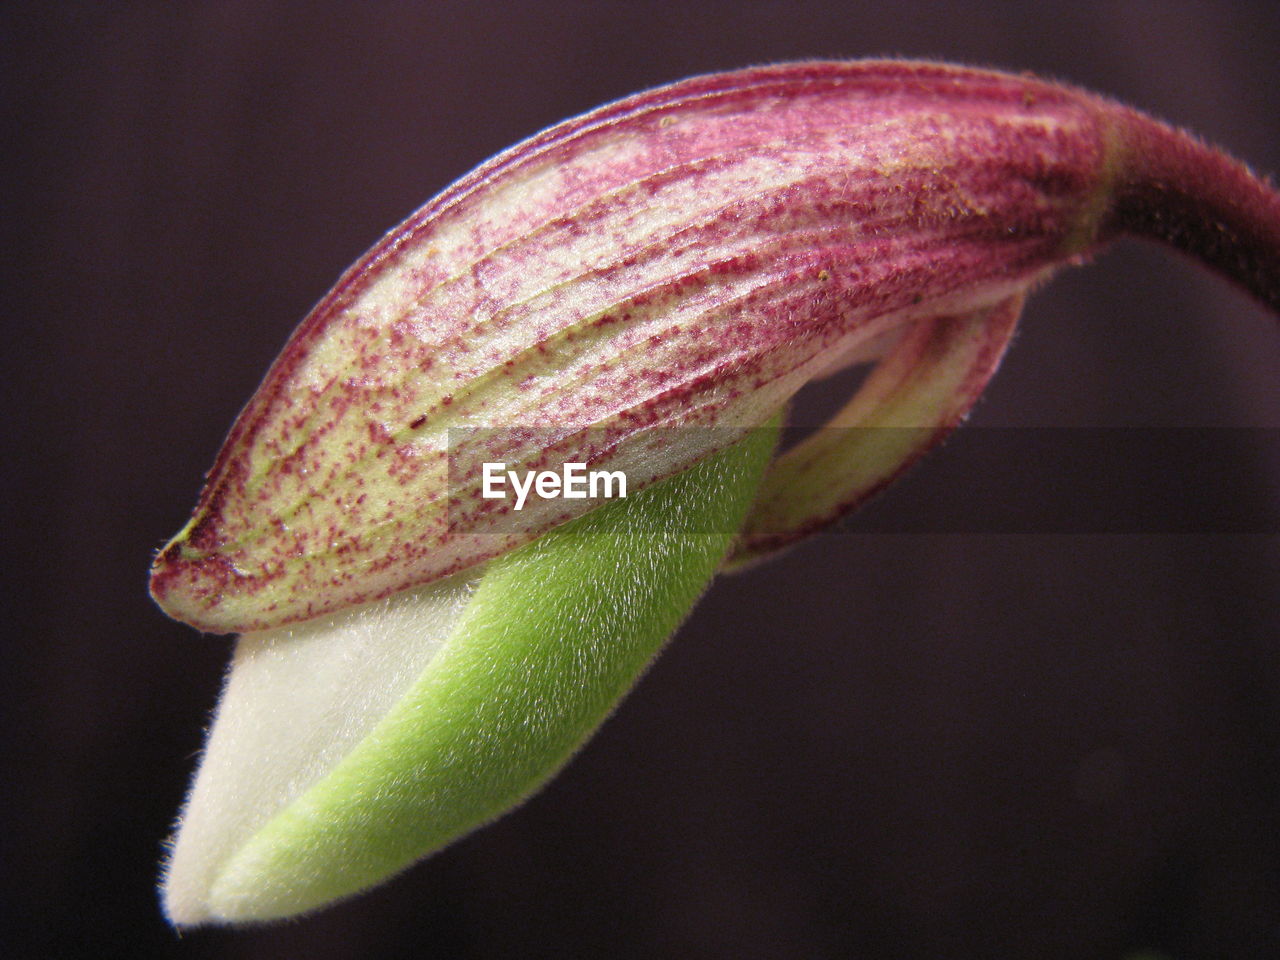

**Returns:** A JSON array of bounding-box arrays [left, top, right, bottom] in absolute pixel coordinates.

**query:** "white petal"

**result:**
[[161, 571, 480, 926]]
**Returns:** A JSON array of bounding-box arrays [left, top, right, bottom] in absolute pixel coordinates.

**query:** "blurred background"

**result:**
[[4, 2, 1278, 957]]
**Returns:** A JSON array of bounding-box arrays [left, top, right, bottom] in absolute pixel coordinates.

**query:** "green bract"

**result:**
[[163, 424, 776, 924]]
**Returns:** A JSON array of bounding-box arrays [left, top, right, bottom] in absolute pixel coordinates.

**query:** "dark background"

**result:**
[[5, 2, 1278, 958]]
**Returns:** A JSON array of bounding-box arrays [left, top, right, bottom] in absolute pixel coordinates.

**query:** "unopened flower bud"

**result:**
[[153, 60, 1279, 925]]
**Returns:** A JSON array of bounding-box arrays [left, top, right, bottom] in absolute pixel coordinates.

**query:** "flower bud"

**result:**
[[154, 61, 1279, 925]]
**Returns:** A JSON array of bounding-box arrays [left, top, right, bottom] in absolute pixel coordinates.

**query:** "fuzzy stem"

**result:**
[[1104, 109, 1280, 312]]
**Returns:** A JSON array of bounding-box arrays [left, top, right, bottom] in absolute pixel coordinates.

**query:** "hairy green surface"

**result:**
[[202, 423, 777, 922]]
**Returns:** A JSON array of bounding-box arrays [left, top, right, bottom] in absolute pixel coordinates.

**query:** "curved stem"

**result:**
[[1104, 109, 1280, 312]]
